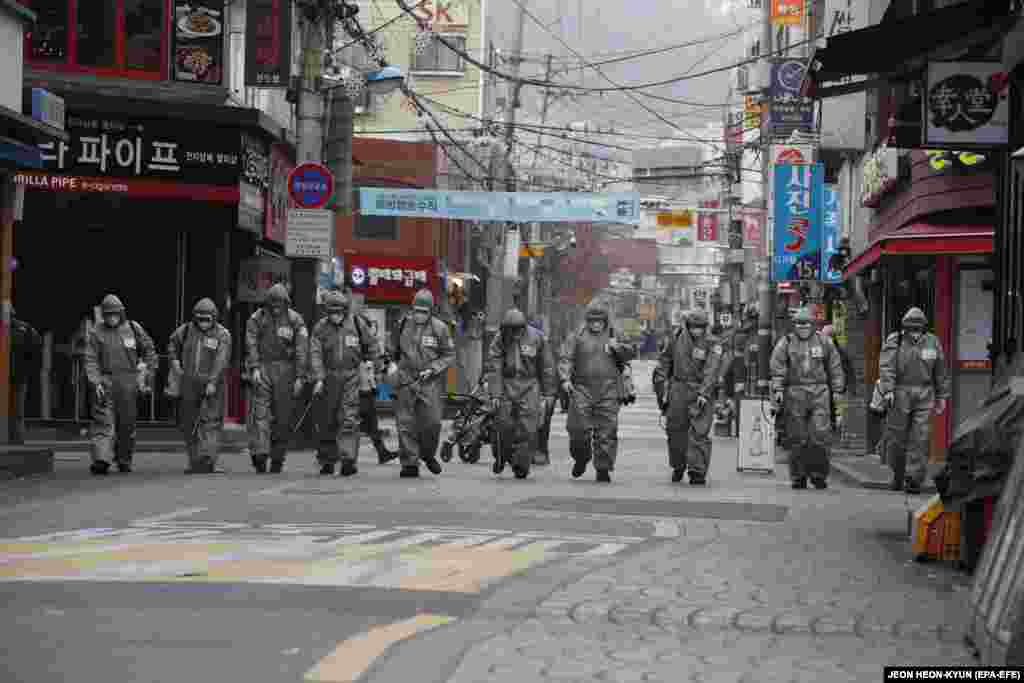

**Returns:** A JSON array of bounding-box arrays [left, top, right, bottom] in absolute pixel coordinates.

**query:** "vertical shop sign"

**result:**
[[772, 162, 824, 282], [739, 208, 765, 256], [172, 1, 225, 84], [771, 0, 804, 25], [238, 133, 268, 233], [697, 200, 719, 242], [245, 0, 293, 87], [820, 185, 842, 283], [265, 143, 292, 244], [769, 60, 814, 131]]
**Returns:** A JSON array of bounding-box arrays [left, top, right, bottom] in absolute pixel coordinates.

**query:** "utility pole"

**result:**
[[526, 53, 555, 322], [486, 0, 526, 339], [756, 0, 775, 400]]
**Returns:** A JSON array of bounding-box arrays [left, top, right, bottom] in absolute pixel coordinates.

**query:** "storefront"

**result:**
[[11, 94, 293, 425]]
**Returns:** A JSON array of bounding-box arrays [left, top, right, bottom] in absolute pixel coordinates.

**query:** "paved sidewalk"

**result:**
[[440, 446, 973, 683]]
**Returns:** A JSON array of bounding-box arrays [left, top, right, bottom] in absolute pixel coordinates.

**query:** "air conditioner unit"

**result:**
[[751, 60, 771, 91], [733, 66, 750, 93]]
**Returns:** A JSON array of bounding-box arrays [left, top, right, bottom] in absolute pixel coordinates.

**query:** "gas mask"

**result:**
[[688, 325, 706, 341], [587, 319, 605, 334], [103, 313, 121, 328], [328, 311, 345, 326], [195, 316, 214, 332], [906, 328, 923, 343], [412, 310, 430, 326], [794, 322, 814, 340], [269, 304, 285, 318]]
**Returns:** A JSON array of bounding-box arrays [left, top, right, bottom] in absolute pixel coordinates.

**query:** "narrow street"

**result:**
[[0, 363, 974, 682]]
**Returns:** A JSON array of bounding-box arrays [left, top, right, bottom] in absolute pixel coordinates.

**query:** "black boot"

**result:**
[[251, 454, 268, 473], [672, 467, 686, 483], [422, 453, 442, 475], [269, 458, 284, 474], [596, 469, 611, 483], [374, 436, 397, 464], [400, 465, 420, 478], [571, 460, 587, 478], [688, 471, 706, 486], [90, 460, 110, 476], [812, 477, 828, 489], [340, 461, 358, 477], [904, 478, 922, 495], [116, 459, 133, 473], [792, 478, 808, 489], [320, 462, 335, 476]]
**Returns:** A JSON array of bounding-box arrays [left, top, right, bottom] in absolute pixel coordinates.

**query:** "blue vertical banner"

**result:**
[[821, 185, 843, 283], [772, 162, 824, 282]]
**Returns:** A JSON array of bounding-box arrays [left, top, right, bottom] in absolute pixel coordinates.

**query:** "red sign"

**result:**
[[265, 144, 293, 244], [288, 162, 334, 209], [346, 256, 436, 303], [697, 200, 719, 242], [13, 172, 239, 202], [739, 208, 766, 256]]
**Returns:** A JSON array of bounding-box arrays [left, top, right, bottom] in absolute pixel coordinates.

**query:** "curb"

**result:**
[[830, 456, 937, 493]]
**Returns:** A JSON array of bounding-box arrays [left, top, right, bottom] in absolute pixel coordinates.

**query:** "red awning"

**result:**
[[843, 224, 993, 278]]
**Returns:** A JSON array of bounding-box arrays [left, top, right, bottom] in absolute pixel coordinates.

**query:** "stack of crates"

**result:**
[[911, 495, 962, 562]]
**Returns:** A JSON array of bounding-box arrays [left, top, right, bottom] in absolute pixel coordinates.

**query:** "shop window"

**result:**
[[124, 0, 164, 71], [355, 214, 399, 240], [27, 0, 68, 62], [411, 34, 465, 74], [23, 0, 168, 79]]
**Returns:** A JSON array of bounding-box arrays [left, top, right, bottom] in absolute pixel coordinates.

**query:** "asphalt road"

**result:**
[[0, 362, 975, 682]]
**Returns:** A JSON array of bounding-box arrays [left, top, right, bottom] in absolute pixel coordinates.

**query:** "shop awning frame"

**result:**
[[805, 0, 1018, 99], [843, 225, 994, 278]]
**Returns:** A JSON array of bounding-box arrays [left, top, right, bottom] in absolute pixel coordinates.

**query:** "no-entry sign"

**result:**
[[288, 162, 335, 209]]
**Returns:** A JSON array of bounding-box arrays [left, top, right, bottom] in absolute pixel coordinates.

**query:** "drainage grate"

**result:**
[[515, 497, 789, 523]]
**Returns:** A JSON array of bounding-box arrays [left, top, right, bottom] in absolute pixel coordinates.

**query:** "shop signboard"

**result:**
[[14, 111, 241, 201], [29, 88, 65, 131], [924, 61, 1010, 147], [265, 143, 292, 244], [655, 210, 694, 246], [772, 162, 824, 282], [347, 256, 435, 302], [245, 0, 293, 87], [771, 0, 803, 25], [238, 133, 268, 233], [172, 1, 225, 85], [697, 200, 719, 242], [285, 209, 332, 258], [238, 182, 264, 234], [237, 257, 291, 303], [770, 144, 814, 165], [738, 207, 765, 256], [411, 0, 469, 30], [820, 184, 842, 283], [769, 60, 814, 132]]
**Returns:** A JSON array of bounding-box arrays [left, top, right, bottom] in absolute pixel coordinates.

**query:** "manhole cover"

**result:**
[[516, 497, 788, 523]]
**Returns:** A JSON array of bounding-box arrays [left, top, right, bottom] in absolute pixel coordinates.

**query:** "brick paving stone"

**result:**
[[690, 607, 743, 630]]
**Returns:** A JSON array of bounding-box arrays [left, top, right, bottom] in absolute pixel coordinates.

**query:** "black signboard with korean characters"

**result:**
[[172, 1, 225, 85], [245, 0, 293, 87], [14, 112, 242, 201]]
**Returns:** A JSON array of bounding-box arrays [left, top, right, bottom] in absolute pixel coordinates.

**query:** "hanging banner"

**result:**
[[769, 60, 814, 131], [359, 188, 641, 225], [771, 0, 804, 25], [821, 184, 843, 283], [772, 163, 824, 282], [245, 0, 292, 87], [738, 207, 765, 256]]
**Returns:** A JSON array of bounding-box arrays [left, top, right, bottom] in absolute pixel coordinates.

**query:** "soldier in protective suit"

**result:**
[[878, 307, 950, 494], [770, 307, 845, 489], [310, 290, 381, 477], [652, 310, 723, 485], [388, 289, 455, 478], [485, 308, 556, 479], [245, 283, 309, 473], [559, 302, 637, 483], [168, 298, 232, 474], [85, 294, 157, 475]]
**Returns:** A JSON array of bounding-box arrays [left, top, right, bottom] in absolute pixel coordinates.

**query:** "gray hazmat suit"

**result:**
[[245, 283, 309, 471], [310, 292, 381, 474], [485, 309, 556, 477], [770, 309, 845, 487], [878, 307, 950, 490], [559, 304, 637, 476], [85, 294, 157, 473], [652, 311, 724, 483], [168, 298, 232, 472], [388, 290, 455, 474]]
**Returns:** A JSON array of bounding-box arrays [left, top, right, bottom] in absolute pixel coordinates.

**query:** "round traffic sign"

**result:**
[[288, 162, 335, 209]]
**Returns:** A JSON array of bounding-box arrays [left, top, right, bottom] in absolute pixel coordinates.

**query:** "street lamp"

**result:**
[[365, 66, 405, 96]]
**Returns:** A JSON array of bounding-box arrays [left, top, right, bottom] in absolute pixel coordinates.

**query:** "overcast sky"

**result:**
[[485, 0, 760, 145]]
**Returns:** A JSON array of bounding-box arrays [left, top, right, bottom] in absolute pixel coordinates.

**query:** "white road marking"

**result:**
[[581, 542, 630, 556], [134, 507, 210, 524]]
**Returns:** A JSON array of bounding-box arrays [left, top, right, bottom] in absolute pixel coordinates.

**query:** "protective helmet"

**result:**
[[901, 306, 927, 330], [685, 310, 709, 328], [413, 289, 434, 312], [585, 302, 608, 321], [324, 290, 350, 314], [192, 298, 218, 323], [265, 283, 291, 306], [100, 294, 125, 314], [791, 307, 815, 324], [502, 308, 527, 329]]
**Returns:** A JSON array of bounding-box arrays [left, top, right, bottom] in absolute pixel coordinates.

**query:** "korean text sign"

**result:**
[[245, 0, 292, 87], [820, 185, 842, 283], [35, 112, 241, 184], [769, 60, 814, 130], [772, 163, 824, 282], [348, 257, 435, 302]]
